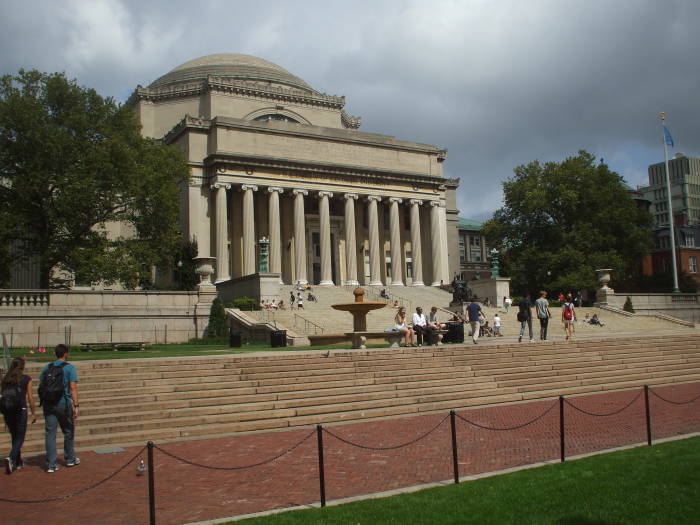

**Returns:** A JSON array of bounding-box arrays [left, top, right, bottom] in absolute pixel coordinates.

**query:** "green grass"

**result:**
[[237, 436, 700, 525], [6, 340, 387, 362]]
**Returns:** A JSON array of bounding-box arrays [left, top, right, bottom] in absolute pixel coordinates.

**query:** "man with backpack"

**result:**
[[39, 344, 80, 473]]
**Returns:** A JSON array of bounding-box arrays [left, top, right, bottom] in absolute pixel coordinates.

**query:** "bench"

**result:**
[[347, 329, 449, 349], [80, 342, 148, 352]]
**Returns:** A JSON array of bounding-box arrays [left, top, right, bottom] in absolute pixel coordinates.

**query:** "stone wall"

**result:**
[[0, 289, 216, 348], [600, 292, 700, 323]]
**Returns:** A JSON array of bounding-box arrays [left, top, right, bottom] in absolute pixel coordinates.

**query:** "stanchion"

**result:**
[[559, 396, 565, 462], [147, 441, 156, 525], [450, 410, 460, 484], [316, 425, 326, 507], [644, 385, 652, 446]]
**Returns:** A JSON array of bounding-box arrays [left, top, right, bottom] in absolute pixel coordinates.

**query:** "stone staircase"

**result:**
[[5, 333, 700, 457]]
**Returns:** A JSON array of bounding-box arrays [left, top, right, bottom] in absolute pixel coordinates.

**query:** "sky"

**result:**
[[1, 0, 698, 221]]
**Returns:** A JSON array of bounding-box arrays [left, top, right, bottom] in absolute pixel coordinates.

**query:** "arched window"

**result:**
[[253, 114, 300, 123]]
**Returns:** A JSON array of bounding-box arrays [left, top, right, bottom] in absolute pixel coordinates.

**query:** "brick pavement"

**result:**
[[1, 381, 698, 524]]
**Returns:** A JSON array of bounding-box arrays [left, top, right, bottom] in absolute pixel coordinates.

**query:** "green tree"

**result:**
[[206, 297, 228, 339], [172, 238, 199, 291], [0, 70, 189, 288], [482, 151, 652, 296]]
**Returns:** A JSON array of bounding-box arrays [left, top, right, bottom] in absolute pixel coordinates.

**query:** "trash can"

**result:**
[[444, 322, 464, 344], [229, 330, 242, 348], [271, 330, 287, 348]]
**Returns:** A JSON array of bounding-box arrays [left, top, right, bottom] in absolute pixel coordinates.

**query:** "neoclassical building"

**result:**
[[129, 54, 460, 286]]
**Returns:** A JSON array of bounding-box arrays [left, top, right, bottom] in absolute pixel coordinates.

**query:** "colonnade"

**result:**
[[204, 183, 449, 286]]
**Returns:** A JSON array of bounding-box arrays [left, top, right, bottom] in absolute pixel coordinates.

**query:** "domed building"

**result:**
[[129, 53, 460, 287]]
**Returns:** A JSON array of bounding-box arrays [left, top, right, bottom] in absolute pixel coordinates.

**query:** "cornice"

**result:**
[[203, 152, 449, 189], [341, 110, 362, 129], [129, 76, 345, 110]]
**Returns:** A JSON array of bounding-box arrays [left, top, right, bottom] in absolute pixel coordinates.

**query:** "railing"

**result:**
[[363, 284, 413, 313], [0, 291, 49, 307], [293, 313, 324, 334]]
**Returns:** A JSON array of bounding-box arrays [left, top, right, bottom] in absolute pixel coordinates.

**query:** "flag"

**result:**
[[663, 125, 674, 147]]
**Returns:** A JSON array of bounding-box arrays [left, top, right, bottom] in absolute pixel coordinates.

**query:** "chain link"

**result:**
[[650, 388, 700, 406], [322, 414, 449, 450], [455, 400, 558, 431], [155, 429, 316, 470], [0, 446, 146, 504], [564, 389, 643, 417]]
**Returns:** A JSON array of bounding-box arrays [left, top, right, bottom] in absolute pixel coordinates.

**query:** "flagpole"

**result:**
[[660, 112, 680, 293]]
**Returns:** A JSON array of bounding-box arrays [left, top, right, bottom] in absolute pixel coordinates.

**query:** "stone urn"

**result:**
[[596, 268, 613, 291], [194, 257, 216, 285]]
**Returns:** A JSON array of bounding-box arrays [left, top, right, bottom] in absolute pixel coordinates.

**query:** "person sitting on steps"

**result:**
[[394, 306, 415, 347]]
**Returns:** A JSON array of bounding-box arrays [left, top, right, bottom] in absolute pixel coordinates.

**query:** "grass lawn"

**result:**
[[6, 340, 386, 362], [237, 436, 700, 525]]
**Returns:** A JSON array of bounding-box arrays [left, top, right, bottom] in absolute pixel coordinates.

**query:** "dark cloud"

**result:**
[[1, 0, 698, 221]]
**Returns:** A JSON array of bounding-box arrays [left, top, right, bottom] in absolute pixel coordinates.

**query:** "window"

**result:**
[[690, 256, 697, 273], [470, 236, 481, 247]]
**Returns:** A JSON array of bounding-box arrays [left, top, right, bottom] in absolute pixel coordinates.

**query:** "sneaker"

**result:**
[[4, 457, 12, 475], [14, 462, 24, 471], [47, 465, 59, 473], [518, 336, 522, 343], [66, 457, 81, 467], [529, 339, 535, 343]]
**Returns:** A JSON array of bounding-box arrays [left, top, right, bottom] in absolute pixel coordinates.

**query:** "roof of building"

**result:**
[[149, 53, 314, 92], [458, 217, 483, 230]]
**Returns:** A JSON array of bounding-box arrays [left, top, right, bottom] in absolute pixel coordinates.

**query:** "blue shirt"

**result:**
[[466, 302, 482, 322], [40, 360, 79, 405]]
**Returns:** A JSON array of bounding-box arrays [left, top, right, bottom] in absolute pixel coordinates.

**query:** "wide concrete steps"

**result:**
[[6, 334, 700, 456]]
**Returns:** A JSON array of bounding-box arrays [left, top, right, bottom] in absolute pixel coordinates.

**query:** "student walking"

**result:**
[[40, 344, 80, 473], [535, 291, 552, 341], [518, 294, 534, 342], [562, 294, 577, 341], [1, 357, 36, 474], [466, 298, 482, 344]]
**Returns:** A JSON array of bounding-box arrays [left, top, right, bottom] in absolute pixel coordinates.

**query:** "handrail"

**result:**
[[293, 313, 324, 334]]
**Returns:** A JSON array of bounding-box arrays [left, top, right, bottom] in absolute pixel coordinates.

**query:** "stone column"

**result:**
[[438, 203, 450, 283], [241, 184, 258, 276], [343, 193, 359, 286], [430, 200, 443, 286], [267, 187, 284, 281], [388, 197, 404, 285], [367, 195, 383, 286], [409, 199, 424, 286], [187, 183, 200, 248], [211, 182, 231, 282], [318, 191, 334, 285], [293, 189, 308, 285]]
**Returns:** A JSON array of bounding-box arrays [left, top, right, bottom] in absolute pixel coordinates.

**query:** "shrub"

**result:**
[[623, 296, 635, 313], [228, 296, 259, 311], [206, 297, 227, 339]]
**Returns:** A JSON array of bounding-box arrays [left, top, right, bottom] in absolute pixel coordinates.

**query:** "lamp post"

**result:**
[[660, 112, 680, 293], [176, 260, 183, 290]]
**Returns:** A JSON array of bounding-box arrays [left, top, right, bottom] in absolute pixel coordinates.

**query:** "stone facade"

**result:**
[[129, 54, 460, 287]]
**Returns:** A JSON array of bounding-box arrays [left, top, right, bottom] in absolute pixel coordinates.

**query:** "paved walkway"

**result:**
[[1, 379, 698, 525]]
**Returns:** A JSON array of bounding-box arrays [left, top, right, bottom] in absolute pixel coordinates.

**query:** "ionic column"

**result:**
[[318, 191, 334, 286], [439, 204, 450, 283], [241, 184, 258, 275], [267, 187, 284, 281], [388, 197, 404, 285], [344, 193, 359, 286], [409, 199, 424, 286], [367, 195, 383, 286], [293, 189, 308, 285], [211, 182, 231, 282], [429, 200, 443, 286]]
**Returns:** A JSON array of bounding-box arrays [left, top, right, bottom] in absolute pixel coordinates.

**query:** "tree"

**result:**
[[172, 238, 199, 291], [206, 297, 228, 339], [0, 70, 189, 288], [482, 151, 652, 296]]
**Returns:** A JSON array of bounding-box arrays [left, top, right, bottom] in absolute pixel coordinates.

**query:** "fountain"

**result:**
[[331, 287, 388, 349]]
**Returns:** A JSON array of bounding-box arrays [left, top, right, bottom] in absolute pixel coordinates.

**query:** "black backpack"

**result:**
[[0, 382, 22, 416], [38, 362, 67, 407]]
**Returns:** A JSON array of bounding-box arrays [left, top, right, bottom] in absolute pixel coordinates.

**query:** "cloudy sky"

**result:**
[[1, 0, 698, 220]]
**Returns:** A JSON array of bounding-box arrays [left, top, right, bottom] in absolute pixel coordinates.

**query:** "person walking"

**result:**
[[39, 344, 80, 473], [493, 313, 502, 336], [518, 294, 534, 342], [562, 293, 577, 341], [466, 298, 482, 344], [1, 357, 36, 474], [535, 291, 552, 341], [504, 296, 512, 313]]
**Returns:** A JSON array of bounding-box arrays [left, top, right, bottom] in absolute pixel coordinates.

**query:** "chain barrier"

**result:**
[[564, 389, 643, 417], [322, 414, 449, 450], [154, 428, 316, 470], [0, 445, 146, 504], [455, 400, 558, 431], [650, 388, 700, 406]]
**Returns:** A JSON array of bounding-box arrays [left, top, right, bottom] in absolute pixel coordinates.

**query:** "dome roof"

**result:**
[[149, 53, 313, 92]]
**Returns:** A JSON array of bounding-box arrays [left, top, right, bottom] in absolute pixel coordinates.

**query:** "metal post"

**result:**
[[147, 441, 156, 525], [37, 326, 40, 349], [110, 324, 113, 343], [644, 385, 652, 446], [164, 325, 168, 345], [316, 425, 326, 507], [450, 410, 460, 484], [559, 396, 565, 462]]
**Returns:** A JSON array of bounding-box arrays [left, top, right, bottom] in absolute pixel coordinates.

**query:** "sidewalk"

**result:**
[[2, 382, 698, 525]]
